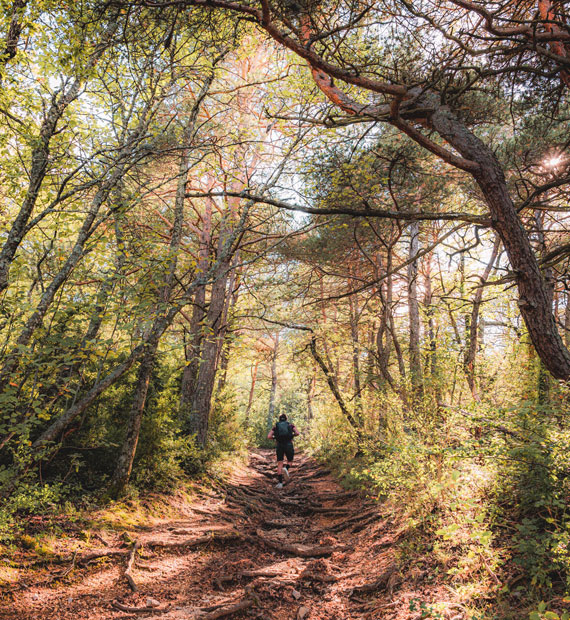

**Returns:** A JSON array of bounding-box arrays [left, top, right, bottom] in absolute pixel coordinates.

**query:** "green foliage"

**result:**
[[209, 386, 244, 454], [489, 401, 570, 592]]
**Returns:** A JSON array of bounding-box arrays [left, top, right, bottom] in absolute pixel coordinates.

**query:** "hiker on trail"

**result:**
[[267, 413, 300, 489]]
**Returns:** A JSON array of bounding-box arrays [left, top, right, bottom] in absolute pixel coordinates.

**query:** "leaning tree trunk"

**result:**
[[109, 72, 216, 494], [429, 103, 570, 380], [309, 336, 360, 431]]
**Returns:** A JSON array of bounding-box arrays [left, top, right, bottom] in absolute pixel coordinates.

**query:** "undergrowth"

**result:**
[[308, 396, 570, 620]]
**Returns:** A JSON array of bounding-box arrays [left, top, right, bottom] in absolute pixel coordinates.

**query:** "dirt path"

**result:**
[[2, 450, 414, 620]]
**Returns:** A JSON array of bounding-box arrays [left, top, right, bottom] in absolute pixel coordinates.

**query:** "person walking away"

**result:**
[[267, 413, 299, 488]]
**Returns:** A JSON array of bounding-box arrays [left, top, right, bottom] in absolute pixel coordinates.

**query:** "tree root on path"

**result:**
[[296, 469, 331, 481], [52, 530, 242, 566], [329, 509, 380, 533], [136, 597, 256, 620], [309, 506, 352, 515], [261, 519, 288, 529], [112, 600, 170, 614], [315, 491, 358, 503], [125, 540, 140, 592], [347, 564, 399, 595], [254, 529, 338, 558]]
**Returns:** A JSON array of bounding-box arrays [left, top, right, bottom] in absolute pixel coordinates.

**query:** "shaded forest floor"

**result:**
[[2, 450, 480, 619]]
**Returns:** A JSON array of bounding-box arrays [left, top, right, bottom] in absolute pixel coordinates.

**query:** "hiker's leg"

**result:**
[[276, 444, 285, 483], [285, 443, 294, 468]]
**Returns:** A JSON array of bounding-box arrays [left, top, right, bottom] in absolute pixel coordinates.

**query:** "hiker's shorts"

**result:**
[[276, 441, 294, 462]]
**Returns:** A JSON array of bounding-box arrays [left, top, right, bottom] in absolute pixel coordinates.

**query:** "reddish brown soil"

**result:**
[[0, 451, 441, 620]]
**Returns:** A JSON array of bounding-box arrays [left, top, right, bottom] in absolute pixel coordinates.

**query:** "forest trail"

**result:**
[[3, 451, 423, 620]]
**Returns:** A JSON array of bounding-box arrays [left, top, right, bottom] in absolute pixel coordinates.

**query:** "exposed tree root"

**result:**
[[348, 564, 398, 594], [112, 600, 170, 613], [140, 597, 255, 620], [329, 509, 380, 533], [125, 540, 140, 592], [310, 506, 352, 515], [55, 530, 242, 566], [254, 529, 337, 558]]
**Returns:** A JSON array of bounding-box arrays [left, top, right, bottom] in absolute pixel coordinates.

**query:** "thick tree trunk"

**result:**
[[429, 103, 570, 380], [188, 257, 231, 445], [215, 265, 240, 393], [179, 207, 211, 428]]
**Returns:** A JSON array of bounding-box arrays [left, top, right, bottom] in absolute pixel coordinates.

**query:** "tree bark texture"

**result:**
[[348, 290, 363, 421], [179, 201, 212, 428]]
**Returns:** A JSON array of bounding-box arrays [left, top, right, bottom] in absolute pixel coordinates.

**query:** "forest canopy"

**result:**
[[1, 1, 570, 617]]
